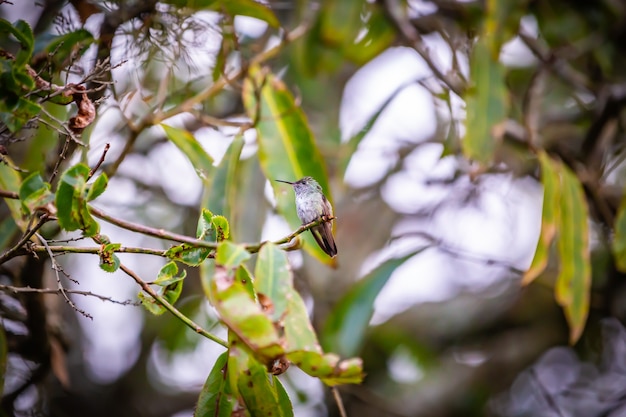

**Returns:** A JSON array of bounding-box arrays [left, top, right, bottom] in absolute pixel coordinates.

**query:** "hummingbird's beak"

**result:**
[[275, 179, 294, 184]]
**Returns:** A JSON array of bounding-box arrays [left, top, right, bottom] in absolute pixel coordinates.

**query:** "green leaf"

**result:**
[[0, 19, 34, 66], [0, 217, 18, 251], [221, 0, 279, 28], [197, 208, 214, 240], [55, 163, 100, 236], [613, 192, 626, 271], [483, 0, 526, 54], [319, 0, 364, 46], [236, 354, 293, 416], [210, 266, 283, 362], [286, 351, 363, 386], [163, 278, 184, 306], [161, 124, 214, 183], [211, 215, 230, 242], [86, 173, 108, 201], [236, 264, 256, 301], [195, 352, 236, 417], [35, 29, 94, 72], [99, 243, 121, 273], [0, 97, 41, 133], [0, 322, 6, 397], [138, 292, 166, 315], [341, 80, 415, 174], [0, 156, 25, 230], [154, 261, 187, 286], [242, 65, 335, 266], [343, 4, 395, 64], [200, 135, 243, 225], [254, 243, 292, 322], [283, 288, 320, 353], [227, 334, 293, 416], [215, 241, 250, 269], [322, 250, 426, 357], [556, 164, 590, 344], [165, 244, 211, 266], [523, 152, 561, 284], [462, 38, 508, 167], [18, 172, 53, 215]]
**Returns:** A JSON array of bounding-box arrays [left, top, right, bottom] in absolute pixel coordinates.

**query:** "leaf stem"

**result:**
[[119, 263, 228, 348]]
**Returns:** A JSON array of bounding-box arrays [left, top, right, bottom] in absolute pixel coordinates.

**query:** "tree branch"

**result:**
[[0, 284, 137, 306], [119, 263, 228, 348], [0, 214, 49, 265]]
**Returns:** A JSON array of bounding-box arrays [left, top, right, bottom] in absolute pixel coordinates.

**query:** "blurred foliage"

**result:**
[[2, 0, 626, 416]]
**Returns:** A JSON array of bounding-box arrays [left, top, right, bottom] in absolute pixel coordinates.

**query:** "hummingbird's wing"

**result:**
[[310, 226, 337, 258], [311, 194, 337, 257]]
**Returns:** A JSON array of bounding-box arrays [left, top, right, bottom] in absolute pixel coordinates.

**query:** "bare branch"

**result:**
[[36, 233, 92, 319], [119, 263, 228, 347], [0, 284, 138, 306], [0, 215, 50, 265]]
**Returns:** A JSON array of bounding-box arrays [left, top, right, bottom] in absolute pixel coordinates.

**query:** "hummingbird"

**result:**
[[276, 176, 337, 258]]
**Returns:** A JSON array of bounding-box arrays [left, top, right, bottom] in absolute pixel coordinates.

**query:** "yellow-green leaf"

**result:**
[[285, 351, 363, 386], [612, 192, 626, 271], [242, 65, 335, 266], [215, 241, 250, 269], [254, 243, 292, 322], [522, 152, 561, 285], [0, 156, 26, 230], [462, 38, 508, 167], [556, 164, 590, 344], [200, 135, 243, 225], [161, 124, 214, 183], [211, 266, 283, 362], [195, 351, 236, 417]]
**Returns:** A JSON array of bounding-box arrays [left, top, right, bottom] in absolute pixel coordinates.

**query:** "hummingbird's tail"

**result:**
[[310, 222, 337, 258]]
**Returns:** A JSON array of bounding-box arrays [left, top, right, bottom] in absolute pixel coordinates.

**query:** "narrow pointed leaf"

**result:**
[[283, 288, 321, 353], [613, 194, 626, 271], [201, 135, 243, 222], [0, 157, 26, 230], [215, 241, 250, 269], [462, 39, 508, 166], [55, 164, 100, 236], [211, 266, 283, 361], [322, 250, 426, 357], [161, 124, 214, 182], [286, 351, 363, 386], [254, 243, 292, 321], [195, 352, 236, 417], [18, 172, 53, 215], [242, 65, 335, 266], [556, 164, 590, 344], [523, 152, 561, 285]]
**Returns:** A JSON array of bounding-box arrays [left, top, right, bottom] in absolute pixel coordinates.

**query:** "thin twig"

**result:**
[[36, 232, 92, 319], [48, 135, 71, 184], [90, 205, 335, 253], [0, 244, 168, 264], [0, 215, 49, 265], [332, 386, 348, 417], [89, 205, 217, 248], [119, 263, 228, 348], [0, 189, 18, 199], [245, 216, 337, 252], [0, 284, 138, 305], [391, 230, 524, 275], [88, 143, 110, 180]]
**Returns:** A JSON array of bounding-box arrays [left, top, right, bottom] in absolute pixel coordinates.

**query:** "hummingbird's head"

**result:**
[[294, 176, 322, 193], [276, 176, 322, 194]]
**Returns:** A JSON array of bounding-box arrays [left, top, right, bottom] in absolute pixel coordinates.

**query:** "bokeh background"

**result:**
[[3, 0, 626, 416]]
